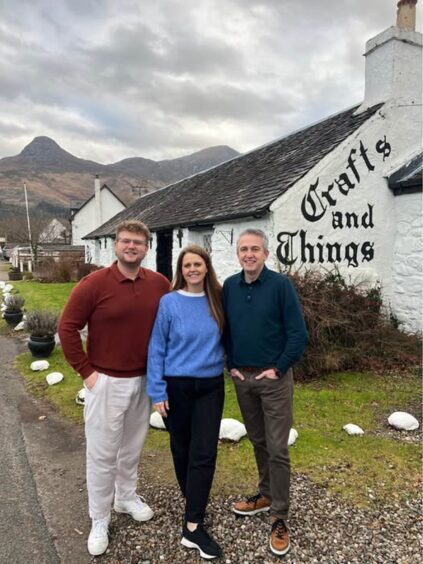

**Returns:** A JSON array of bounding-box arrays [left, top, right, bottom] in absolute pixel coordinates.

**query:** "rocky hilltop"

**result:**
[[0, 137, 239, 212]]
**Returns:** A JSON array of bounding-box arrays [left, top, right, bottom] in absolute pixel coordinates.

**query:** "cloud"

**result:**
[[0, 0, 412, 162]]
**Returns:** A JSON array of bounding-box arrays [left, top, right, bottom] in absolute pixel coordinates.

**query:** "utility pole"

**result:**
[[23, 182, 34, 263]]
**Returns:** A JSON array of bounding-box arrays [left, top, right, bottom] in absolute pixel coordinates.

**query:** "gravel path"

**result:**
[[95, 474, 422, 564]]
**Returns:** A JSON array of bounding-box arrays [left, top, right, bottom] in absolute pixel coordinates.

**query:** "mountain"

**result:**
[[0, 137, 239, 212]]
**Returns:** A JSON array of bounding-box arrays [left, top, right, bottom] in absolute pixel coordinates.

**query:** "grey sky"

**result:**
[[0, 0, 418, 163]]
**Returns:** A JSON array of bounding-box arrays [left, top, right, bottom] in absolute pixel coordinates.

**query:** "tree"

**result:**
[[1, 212, 59, 264]]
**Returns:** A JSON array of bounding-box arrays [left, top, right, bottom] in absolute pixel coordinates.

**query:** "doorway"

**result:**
[[156, 230, 173, 280]]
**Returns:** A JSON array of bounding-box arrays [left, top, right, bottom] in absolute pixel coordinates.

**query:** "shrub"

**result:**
[[25, 310, 59, 338], [35, 258, 75, 283], [290, 269, 421, 378], [76, 263, 101, 281], [4, 293, 25, 312]]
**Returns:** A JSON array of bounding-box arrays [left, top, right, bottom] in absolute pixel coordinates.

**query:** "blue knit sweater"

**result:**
[[147, 290, 224, 403]]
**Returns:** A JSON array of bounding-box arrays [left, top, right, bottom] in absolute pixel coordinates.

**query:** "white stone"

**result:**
[[4, 284, 13, 293], [343, 423, 365, 435], [0, 304, 5, 311], [30, 360, 50, 371], [219, 418, 247, 442], [46, 372, 64, 385], [388, 411, 419, 431], [0, 281, 5, 288], [75, 388, 85, 405], [288, 427, 299, 445], [149, 411, 166, 430], [14, 321, 25, 331]]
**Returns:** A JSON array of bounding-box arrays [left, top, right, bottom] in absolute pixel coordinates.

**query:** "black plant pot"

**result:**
[[28, 335, 56, 358], [8, 271, 23, 281], [3, 310, 24, 327]]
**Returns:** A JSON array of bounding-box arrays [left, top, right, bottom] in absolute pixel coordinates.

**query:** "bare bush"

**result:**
[[35, 258, 75, 282], [290, 269, 421, 378], [76, 263, 102, 281]]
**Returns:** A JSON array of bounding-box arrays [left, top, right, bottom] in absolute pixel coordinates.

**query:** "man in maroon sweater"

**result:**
[[58, 220, 169, 556]]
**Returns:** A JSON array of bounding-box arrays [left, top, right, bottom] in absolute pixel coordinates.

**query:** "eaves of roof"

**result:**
[[85, 103, 383, 239], [388, 153, 422, 195]]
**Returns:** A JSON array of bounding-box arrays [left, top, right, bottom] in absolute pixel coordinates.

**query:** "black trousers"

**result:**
[[164, 375, 224, 523]]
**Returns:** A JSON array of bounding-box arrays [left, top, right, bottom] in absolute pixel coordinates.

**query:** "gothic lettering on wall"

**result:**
[[277, 137, 391, 268]]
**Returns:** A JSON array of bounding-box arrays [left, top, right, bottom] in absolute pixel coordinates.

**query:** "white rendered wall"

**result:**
[[391, 192, 423, 333], [72, 191, 125, 246], [271, 101, 422, 333], [363, 27, 422, 109]]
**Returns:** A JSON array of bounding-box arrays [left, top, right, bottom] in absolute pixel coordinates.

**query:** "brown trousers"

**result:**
[[233, 368, 293, 520]]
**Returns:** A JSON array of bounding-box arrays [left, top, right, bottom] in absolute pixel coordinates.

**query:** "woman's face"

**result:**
[[181, 252, 208, 291]]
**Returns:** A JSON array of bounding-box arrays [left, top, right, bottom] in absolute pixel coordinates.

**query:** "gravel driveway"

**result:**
[[96, 473, 422, 564]]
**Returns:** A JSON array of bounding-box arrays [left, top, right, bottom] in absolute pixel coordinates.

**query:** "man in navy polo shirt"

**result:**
[[223, 228, 308, 557]]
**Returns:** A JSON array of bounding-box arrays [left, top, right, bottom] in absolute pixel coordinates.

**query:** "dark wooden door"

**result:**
[[156, 230, 173, 280]]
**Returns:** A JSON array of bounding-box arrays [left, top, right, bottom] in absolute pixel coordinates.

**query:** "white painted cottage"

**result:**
[[70, 176, 126, 246], [84, 1, 422, 333], [39, 218, 71, 243]]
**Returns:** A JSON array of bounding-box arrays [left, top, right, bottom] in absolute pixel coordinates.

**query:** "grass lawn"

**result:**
[[15, 345, 421, 507], [10, 280, 76, 311]]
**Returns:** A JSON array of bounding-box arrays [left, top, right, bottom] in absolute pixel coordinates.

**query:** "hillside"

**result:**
[[0, 137, 239, 212]]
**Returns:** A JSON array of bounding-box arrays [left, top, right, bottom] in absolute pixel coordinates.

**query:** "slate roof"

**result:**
[[388, 153, 422, 195], [86, 103, 382, 239]]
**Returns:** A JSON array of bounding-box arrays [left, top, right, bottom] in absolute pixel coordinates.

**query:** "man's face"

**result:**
[[114, 230, 148, 267], [237, 234, 269, 278]]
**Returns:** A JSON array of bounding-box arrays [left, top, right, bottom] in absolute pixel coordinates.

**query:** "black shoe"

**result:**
[[181, 524, 222, 560]]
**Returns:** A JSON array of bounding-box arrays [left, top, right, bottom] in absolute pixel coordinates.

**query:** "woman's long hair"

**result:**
[[173, 244, 225, 334]]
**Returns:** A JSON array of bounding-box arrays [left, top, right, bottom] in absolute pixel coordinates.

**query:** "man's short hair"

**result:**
[[237, 228, 269, 252], [115, 220, 150, 242]]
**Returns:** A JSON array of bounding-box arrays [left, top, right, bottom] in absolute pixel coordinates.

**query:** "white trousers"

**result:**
[[84, 373, 151, 519]]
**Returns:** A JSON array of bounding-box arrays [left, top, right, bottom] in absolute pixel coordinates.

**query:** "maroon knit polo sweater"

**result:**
[[58, 261, 170, 379]]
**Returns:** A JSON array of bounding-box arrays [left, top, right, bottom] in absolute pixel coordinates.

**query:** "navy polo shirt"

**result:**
[[222, 265, 308, 374]]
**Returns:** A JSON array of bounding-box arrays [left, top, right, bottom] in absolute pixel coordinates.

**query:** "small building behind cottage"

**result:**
[[70, 176, 126, 246]]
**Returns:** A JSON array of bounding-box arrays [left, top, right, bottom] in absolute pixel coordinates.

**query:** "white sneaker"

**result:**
[[114, 495, 154, 521], [87, 515, 110, 556]]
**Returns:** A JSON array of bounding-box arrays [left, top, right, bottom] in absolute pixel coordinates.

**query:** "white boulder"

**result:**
[[288, 428, 299, 445], [46, 372, 64, 385], [30, 360, 50, 371], [388, 411, 419, 431], [14, 320, 25, 331], [219, 418, 247, 442], [75, 388, 86, 405], [343, 423, 364, 436], [150, 411, 166, 430], [3, 284, 13, 293]]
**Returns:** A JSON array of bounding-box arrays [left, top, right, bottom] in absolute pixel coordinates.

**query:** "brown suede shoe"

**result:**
[[270, 517, 290, 556], [233, 493, 271, 516]]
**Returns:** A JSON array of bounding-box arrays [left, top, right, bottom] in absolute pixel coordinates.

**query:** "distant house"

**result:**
[[70, 176, 126, 246], [39, 218, 71, 244], [9, 243, 85, 272], [84, 6, 422, 333]]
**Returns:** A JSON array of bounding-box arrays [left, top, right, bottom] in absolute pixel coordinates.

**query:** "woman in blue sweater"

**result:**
[[147, 244, 225, 560]]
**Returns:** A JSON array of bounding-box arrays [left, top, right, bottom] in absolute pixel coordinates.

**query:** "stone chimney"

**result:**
[[359, 0, 422, 110], [396, 0, 417, 31], [94, 175, 102, 227]]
